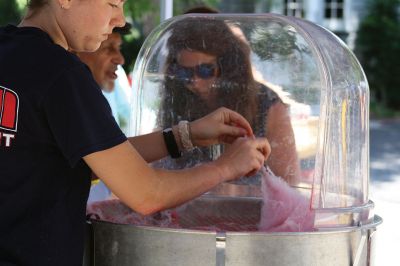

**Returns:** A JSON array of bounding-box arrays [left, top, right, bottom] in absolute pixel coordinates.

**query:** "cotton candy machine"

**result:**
[[84, 14, 382, 266]]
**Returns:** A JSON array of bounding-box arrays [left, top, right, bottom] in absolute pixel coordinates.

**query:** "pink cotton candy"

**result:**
[[86, 199, 179, 228], [87, 169, 315, 233], [86, 199, 257, 232], [258, 167, 315, 232]]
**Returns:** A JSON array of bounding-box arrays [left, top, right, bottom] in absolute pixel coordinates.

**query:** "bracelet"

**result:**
[[162, 128, 181, 158], [178, 120, 194, 151]]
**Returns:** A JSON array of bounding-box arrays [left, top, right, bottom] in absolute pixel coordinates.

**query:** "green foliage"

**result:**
[[0, 0, 21, 26], [120, 0, 160, 73], [124, 0, 159, 21], [250, 24, 299, 61], [355, 0, 400, 110], [120, 24, 146, 74], [370, 100, 400, 119], [15, 0, 27, 12]]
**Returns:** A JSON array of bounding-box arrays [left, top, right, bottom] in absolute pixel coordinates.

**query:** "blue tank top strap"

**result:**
[[255, 83, 281, 137]]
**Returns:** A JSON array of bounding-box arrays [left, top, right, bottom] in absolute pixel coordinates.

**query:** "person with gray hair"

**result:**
[[77, 23, 131, 202]]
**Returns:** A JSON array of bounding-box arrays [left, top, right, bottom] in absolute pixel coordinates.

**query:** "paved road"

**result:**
[[369, 119, 400, 266]]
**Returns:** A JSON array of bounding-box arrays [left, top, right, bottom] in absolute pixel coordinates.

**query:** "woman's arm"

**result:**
[[127, 131, 168, 163], [84, 137, 270, 215], [266, 102, 301, 185], [128, 107, 253, 162], [84, 107, 269, 215]]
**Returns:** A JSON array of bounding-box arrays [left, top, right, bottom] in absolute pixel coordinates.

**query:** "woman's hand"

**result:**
[[189, 107, 253, 147], [211, 137, 271, 182]]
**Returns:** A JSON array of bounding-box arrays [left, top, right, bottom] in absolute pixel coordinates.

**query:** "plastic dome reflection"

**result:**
[[129, 14, 371, 228]]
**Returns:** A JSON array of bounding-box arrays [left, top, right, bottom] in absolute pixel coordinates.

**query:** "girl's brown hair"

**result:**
[[159, 17, 259, 130]]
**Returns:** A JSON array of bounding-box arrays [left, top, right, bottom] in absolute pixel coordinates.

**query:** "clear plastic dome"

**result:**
[[129, 14, 371, 228]]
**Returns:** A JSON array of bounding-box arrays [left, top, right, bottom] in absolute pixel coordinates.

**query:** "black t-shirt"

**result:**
[[0, 25, 127, 265]]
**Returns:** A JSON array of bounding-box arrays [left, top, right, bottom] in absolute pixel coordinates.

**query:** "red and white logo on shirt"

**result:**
[[0, 85, 18, 147]]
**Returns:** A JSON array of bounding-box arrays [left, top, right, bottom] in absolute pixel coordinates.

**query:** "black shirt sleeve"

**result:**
[[42, 64, 127, 167]]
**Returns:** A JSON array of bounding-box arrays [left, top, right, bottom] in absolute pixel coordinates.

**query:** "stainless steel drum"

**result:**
[[84, 196, 382, 266]]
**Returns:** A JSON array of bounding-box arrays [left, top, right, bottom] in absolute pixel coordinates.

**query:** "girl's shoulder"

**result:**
[[257, 82, 281, 104]]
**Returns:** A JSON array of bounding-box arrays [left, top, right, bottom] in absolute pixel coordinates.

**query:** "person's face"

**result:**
[[78, 33, 125, 92], [59, 0, 126, 52], [176, 50, 219, 102]]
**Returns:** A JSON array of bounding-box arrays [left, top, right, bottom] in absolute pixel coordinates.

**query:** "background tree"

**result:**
[[355, 0, 400, 111], [0, 0, 21, 26], [121, 0, 159, 73]]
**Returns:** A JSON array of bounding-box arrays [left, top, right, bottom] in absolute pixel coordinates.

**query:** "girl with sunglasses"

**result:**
[[0, 1, 271, 265], [159, 17, 300, 186]]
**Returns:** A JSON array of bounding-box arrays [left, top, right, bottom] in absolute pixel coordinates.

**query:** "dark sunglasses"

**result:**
[[172, 63, 218, 82]]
